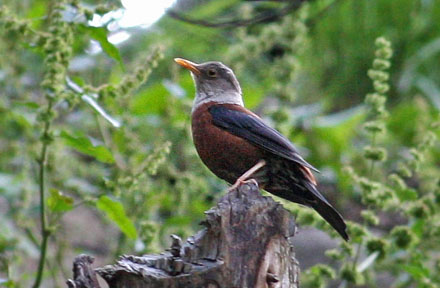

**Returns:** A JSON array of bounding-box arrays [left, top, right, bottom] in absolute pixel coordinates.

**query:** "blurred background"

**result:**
[[1, 0, 439, 287]]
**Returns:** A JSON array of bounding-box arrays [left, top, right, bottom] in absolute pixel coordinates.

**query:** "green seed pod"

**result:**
[[340, 241, 355, 257], [325, 249, 344, 261], [363, 146, 387, 161], [118, 85, 128, 95], [435, 187, 440, 205], [366, 237, 388, 260], [420, 131, 437, 150], [375, 37, 391, 48], [373, 81, 390, 94], [17, 22, 30, 35], [367, 69, 389, 82], [245, 37, 261, 56], [0, 6, 7, 17], [388, 173, 407, 190], [3, 18, 17, 30], [363, 121, 385, 134], [84, 9, 94, 21], [375, 47, 393, 59], [108, 89, 118, 98], [372, 59, 391, 70], [138, 220, 158, 245], [361, 191, 380, 206], [297, 209, 317, 225], [359, 177, 381, 192], [391, 226, 416, 249], [95, 4, 112, 15], [40, 131, 54, 145], [99, 89, 109, 99], [409, 148, 424, 163], [431, 120, 440, 129], [261, 25, 280, 44], [125, 78, 136, 90], [340, 264, 365, 285], [135, 69, 147, 82], [397, 163, 412, 178], [348, 222, 368, 240], [365, 93, 386, 108], [271, 108, 290, 124], [361, 210, 380, 226], [409, 202, 430, 219], [312, 264, 336, 279]]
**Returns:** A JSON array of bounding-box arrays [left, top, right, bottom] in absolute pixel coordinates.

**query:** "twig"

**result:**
[[24, 227, 40, 248], [166, 0, 307, 28]]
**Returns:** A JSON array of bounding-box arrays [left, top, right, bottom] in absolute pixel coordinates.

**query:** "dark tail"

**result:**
[[310, 197, 349, 241], [268, 184, 349, 241]]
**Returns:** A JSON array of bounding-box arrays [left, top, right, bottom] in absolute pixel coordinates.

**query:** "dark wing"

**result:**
[[209, 105, 319, 172]]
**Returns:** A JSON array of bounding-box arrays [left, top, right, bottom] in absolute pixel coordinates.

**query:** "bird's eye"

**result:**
[[207, 69, 217, 78]]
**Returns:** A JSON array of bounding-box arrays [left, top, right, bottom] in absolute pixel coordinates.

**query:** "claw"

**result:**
[[227, 160, 265, 192]]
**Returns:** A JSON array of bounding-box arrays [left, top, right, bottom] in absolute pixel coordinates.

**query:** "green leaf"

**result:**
[[130, 83, 169, 115], [242, 84, 264, 109], [14, 101, 40, 109], [96, 196, 137, 239], [313, 106, 366, 157], [401, 264, 430, 280], [164, 215, 192, 227], [411, 219, 425, 237], [78, 24, 124, 70], [26, 0, 47, 29], [396, 188, 418, 201], [60, 131, 115, 164], [70, 75, 85, 87], [47, 188, 74, 213]]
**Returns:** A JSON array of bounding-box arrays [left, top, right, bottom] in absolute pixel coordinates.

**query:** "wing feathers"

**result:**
[[209, 105, 319, 172]]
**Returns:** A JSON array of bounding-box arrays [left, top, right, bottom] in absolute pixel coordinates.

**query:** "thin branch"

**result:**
[[32, 102, 53, 288], [166, 0, 307, 28]]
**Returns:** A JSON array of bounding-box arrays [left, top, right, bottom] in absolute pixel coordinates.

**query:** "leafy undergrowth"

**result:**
[[0, 1, 439, 287]]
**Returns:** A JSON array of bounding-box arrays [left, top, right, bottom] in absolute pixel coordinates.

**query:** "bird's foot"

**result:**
[[228, 179, 246, 192], [228, 178, 258, 192], [227, 160, 266, 192]]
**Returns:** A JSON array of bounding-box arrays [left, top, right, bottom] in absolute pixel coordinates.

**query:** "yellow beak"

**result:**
[[174, 58, 201, 75]]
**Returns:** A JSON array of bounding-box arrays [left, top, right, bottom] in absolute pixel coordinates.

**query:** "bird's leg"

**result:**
[[228, 160, 266, 192]]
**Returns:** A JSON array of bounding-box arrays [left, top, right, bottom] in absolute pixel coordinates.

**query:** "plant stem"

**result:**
[[95, 115, 126, 170], [32, 104, 53, 288], [349, 132, 378, 285], [351, 241, 363, 271], [368, 133, 377, 176]]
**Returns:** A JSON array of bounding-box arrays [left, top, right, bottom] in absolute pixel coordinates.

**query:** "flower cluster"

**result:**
[[95, 46, 164, 100]]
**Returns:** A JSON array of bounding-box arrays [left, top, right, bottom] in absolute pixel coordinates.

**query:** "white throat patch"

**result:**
[[191, 91, 244, 114]]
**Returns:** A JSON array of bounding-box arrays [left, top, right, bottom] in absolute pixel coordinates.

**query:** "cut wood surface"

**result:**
[[67, 181, 300, 288]]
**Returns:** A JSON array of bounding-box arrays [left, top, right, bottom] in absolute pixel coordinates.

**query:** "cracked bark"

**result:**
[[67, 181, 300, 288]]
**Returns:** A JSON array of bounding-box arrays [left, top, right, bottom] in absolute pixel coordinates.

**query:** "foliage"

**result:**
[[0, 0, 439, 287]]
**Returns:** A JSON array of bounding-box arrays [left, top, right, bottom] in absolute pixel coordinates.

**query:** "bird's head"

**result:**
[[174, 58, 243, 112]]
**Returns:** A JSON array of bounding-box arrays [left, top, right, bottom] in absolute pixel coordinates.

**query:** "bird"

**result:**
[[174, 58, 349, 241]]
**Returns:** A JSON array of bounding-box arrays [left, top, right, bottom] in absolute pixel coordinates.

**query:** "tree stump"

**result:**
[[66, 255, 100, 288], [67, 181, 300, 288]]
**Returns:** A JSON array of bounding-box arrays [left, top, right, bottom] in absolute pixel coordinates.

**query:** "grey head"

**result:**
[[174, 58, 243, 113]]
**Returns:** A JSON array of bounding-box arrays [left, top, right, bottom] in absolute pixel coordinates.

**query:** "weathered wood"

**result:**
[[66, 254, 101, 288], [69, 181, 300, 288]]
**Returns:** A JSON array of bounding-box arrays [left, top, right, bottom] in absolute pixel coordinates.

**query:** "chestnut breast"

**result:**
[[191, 102, 265, 184]]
